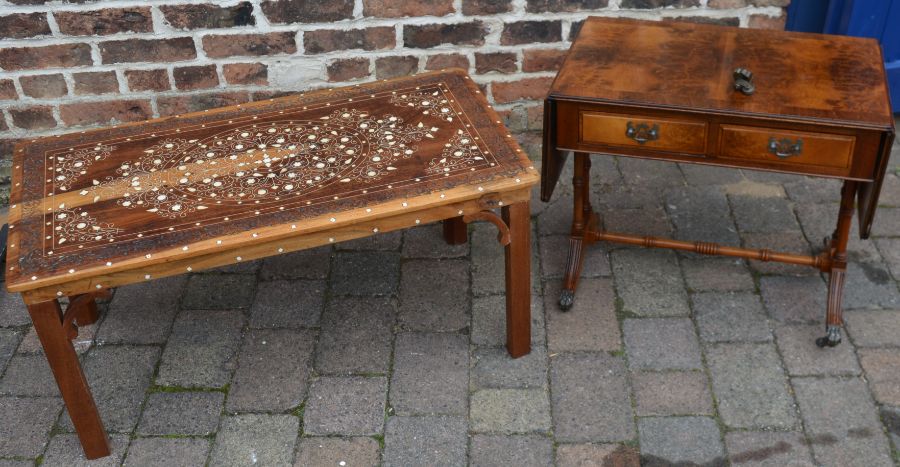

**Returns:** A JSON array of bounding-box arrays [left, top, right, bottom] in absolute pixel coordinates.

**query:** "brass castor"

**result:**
[[815, 325, 842, 348], [558, 289, 575, 311]]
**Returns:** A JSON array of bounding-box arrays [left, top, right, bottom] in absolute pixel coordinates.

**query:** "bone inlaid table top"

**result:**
[[6, 69, 538, 459]]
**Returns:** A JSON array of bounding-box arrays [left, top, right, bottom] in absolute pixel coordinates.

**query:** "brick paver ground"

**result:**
[[1, 134, 899, 466]]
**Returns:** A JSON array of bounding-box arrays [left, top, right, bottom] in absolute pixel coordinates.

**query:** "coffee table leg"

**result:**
[[26, 298, 110, 459], [443, 216, 468, 245], [502, 201, 531, 358], [817, 180, 856, 348]]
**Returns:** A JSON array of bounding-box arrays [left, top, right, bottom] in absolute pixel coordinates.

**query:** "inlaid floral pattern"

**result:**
[[390, 90, 455, 122], [53, 144, 116, 192], [88, 109, 438, 218], [53, 208, 122, 245], [427, 129, 485, 174]]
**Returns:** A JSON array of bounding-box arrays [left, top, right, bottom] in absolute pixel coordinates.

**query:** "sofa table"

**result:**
[[5, 69, 538, 459], [542, 18, 894, 347]]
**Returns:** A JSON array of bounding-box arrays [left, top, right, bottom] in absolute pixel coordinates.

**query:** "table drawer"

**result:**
[[717, 125, 855, 172], [580, 111, 707, 155]]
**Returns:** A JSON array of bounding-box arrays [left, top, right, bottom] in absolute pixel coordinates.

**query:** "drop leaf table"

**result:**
[[5, 70, 538, 459], [543, 17, 894, 347]]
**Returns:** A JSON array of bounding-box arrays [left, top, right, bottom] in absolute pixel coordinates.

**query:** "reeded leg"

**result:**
[[816, 181, 856, 348], [26, 299, 110, 459], [442, 216, 468, 245], [560, 152, 594, 311], [503, 201, 531, 358]]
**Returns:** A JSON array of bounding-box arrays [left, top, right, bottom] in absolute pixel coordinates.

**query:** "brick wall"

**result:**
[[0, 0, 789, 203]]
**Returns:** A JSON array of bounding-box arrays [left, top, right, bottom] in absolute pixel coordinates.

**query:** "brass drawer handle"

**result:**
[[625, 121, 659, 144], [768, 137, 803, 158]]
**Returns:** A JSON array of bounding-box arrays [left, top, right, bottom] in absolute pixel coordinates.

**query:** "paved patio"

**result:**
[[1, 134, 899, 466]]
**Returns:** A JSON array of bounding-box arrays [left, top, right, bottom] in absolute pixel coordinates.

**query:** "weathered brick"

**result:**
[[709, 0, 746, 6], [157, 92, 250, 116], [858, 349, 900, 405], [327, 58, 370, 82], [622, 0, 700, 7], [569, 19, 585, 40], [125, 69, 171, 92], [59, 99, 152, 126], [491, 77, 553, 103], [160, 2, 255, 30], [72, 71, 119, 95], [752, 0, 789, 5], [639, 417, 724, 465], [749, 14, 787, 30], [9, 106, 56, 130], [304, 27, 395, 54], [0, 43, 92, 70], [475, 52, 517, 74], [404, 22, 489, 48], [173, 65, 220, 90], [100, 38, 196, 64], [203, 31, 297, 58], [0, 13, 50, 39], [501, 21, 562, 45], [0, 117, 6, 132], [463, 0, 513, 14], [556, 444, 641, 466], [261, 0, 354, 24], [0, 80, 16, 100], [526, 0, 608, 12], [223, 63, 268, 85], [363, 0, 455, 17], [523, 48, 567, 72], [375, 56, 419, 79], [55, 8, 153, 36], [19, 74, 67, 98], [425, 53, 470, 71]]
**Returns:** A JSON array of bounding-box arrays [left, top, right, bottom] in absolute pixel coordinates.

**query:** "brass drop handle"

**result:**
[[768, 137, 803, 158], [625, 121, 659, 144], [733, 68, 755, 95]]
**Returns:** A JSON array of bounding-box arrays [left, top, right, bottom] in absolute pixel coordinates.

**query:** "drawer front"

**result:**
[[717, 125, 855, 171], [580, 111, 707, 155]]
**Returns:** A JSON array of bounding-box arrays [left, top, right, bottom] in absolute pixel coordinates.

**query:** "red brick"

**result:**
[[223, 63, 268, 85], [0, 116, 7, 132], [425, 54, 470, 71], [363, 0, 454, 17], [526, 0, 607, 12], [100, 38, 196, 64], [327, 58, 370, 82], [404, 22, 488, 48], [491, 77, 553, 103], [173, 65, 220, 90], [0, 13, 50, 39], [475, 52, 517, 74], [251, 90, 297, 100], [526, 105, 544, 130], [748, 14, 786, 30], [375, 56, 419, 79], [261, 0, 353, 24], [500, 21, 561, 45], [0, 80, 17, 100], [462, 0, 513, 15], [303, 27, 395, 54], [73, 71, 119, 95], [523, 48, 567, 72], [0, 43, 92, 71], [19, 74, 67, 99], [156, 92, 250, 117], [203, 32, 297, 58], [55, 8, 153, 36], [125, 69, 171, 92], [60, 99, 152, 126], [9, 106, 56, 130], [160, 2, 255, 30]]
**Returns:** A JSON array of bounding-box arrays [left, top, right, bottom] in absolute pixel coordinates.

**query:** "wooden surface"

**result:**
[[551, 17, 893, 128], [6, 70, 539, 296], [543, 17, 895, 237]]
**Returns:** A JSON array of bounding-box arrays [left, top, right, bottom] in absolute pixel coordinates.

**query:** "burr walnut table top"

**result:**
[[6, 70, 538, 300]]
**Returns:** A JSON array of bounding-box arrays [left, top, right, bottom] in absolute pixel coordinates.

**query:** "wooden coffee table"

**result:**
[[5, 70, 538, 459]]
